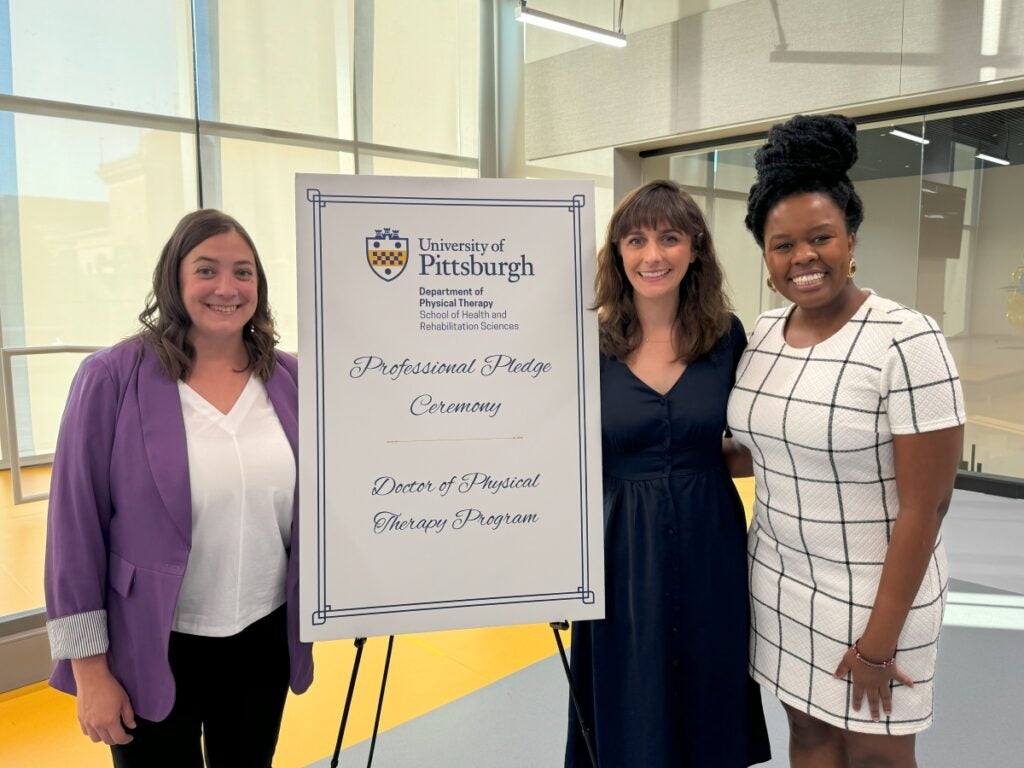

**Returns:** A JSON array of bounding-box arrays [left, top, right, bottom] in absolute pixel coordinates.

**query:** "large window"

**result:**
[[647, 100, 1024, 481], [0, 0, 480, 618], [0, 0, 479, 460]]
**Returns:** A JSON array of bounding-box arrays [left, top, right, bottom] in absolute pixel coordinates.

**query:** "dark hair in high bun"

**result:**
[[744, 114, 864, 247]]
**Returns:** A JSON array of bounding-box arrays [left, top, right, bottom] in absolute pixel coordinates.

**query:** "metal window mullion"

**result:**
[[0, 92, 478, 174], [196, 117, 477, 169], [353, 0, 375, 174], [0, 93, 196, 133], [496, 0, 524, 178], [478, 0, 497, 178], [357, 141, 479, 169]]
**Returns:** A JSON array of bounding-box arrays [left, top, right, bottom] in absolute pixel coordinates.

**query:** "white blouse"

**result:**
[[173, 375, 295, 637]]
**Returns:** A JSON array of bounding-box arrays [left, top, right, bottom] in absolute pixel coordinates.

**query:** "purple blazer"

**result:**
[[44, 338, 313, 721]]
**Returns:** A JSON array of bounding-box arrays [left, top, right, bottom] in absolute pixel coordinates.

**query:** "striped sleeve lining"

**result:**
[[46, 609, 109, 660]]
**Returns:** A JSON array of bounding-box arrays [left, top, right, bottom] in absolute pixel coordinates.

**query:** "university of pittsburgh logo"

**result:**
[[366, 228, 409, 282]]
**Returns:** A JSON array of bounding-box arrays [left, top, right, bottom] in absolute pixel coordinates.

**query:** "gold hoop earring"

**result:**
[[848, 256, 857, 278], [766, 276, 777, 293]]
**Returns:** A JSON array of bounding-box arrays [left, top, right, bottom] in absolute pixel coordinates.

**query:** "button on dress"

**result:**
[[566, 317, 770, 767]]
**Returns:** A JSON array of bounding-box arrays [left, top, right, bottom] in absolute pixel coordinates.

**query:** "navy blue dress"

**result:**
[[566, 317, 770, 767]]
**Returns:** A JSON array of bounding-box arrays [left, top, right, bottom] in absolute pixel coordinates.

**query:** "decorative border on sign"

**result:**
[[305, 190, 595, 626]]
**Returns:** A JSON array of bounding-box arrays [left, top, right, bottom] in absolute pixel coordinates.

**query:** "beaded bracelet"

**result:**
[[851, 639, 897, 669]]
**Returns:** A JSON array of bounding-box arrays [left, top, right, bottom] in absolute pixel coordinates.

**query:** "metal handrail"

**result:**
[[1, 345, 102, 505]]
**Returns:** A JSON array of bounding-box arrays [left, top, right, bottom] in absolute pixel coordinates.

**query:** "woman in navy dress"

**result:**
[[565, 180, 770, 767]]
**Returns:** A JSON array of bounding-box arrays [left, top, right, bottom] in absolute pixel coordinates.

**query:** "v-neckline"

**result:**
[[620, 358, 690, 398], [179, 374, 260, 430]]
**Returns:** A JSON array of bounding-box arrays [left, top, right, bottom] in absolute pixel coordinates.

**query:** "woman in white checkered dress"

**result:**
[[724, 115, 965, 767]]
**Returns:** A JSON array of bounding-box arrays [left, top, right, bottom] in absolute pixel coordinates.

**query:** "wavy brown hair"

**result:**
[[138, 209, 278, 381], [594, 179, 732, 362]]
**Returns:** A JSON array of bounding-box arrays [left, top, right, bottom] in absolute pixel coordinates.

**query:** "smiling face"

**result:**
[[618, 222, 693, 307], [178, 229, 258, 345], [763, 192, 857, 313]]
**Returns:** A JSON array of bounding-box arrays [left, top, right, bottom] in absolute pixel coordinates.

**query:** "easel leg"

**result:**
[[331, 636, 367, 768], [551, 621, 600, 768], [365, 634, 395, 767]]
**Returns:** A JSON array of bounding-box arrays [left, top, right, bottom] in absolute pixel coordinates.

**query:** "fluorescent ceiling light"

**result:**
[[516, 3, 627, 48], [889, 128, 930, 145], [976, 153, 1010, 166]]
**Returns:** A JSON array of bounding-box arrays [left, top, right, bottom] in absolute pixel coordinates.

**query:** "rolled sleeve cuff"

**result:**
[[47, 610, 109, 660]]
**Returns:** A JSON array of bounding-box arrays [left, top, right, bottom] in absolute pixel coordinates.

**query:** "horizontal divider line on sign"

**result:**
[[385, 436, 525, 444]]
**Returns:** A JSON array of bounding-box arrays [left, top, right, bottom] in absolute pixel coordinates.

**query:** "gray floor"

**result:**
[[313, 490, 1024, 767]]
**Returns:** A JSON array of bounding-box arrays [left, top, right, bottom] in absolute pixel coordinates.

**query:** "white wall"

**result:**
[[525, 0, 1024, 159]]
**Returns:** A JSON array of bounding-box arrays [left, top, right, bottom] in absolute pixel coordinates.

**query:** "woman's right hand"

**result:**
[[70, 655, 136, 745]]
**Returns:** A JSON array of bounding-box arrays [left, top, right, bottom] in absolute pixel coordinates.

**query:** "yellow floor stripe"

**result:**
[[275, 624, 568, 765], [0, 683, 111, 767], [0, 680, 48, 704], [0, 625, 568, 766]]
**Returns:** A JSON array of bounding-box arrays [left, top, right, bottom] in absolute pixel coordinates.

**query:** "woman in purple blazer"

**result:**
[[45, 209, 313, 767]]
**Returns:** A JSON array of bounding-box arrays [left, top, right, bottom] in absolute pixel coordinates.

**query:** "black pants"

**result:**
[[111, 604, 290, 768]]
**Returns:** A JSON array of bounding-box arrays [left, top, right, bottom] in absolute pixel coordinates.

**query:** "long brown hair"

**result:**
[[594, 179, 732, 362], [138, 209, 278, 381]]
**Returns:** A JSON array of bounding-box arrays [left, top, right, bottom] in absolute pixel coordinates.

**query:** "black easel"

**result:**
[[551, 621, 600, 768], [365, 635, 395, 765], [327, 625, 596, 767], [330, 635, 396, 768]]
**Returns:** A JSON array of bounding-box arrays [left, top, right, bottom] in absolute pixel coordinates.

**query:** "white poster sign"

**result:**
[[296, 175, 603, 641]]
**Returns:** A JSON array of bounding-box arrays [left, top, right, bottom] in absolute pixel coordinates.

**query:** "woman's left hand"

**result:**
[[834, 647, 915, 722]]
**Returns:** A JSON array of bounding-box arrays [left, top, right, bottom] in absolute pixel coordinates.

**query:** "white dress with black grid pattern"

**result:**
[[726, 291, 965, 735]]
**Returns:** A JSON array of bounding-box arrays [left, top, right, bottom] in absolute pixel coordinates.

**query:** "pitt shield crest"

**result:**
[[366, 228, 409, 282]]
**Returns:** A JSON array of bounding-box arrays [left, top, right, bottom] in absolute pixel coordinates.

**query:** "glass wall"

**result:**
[[527, 147, 616, 245], [0, 0, 479, 461], [647, 100, 1024, 480], [0, 0, 480, 617]]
